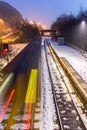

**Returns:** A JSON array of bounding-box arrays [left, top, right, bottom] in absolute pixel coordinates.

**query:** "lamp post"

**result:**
[[80, 20, 87, 48]]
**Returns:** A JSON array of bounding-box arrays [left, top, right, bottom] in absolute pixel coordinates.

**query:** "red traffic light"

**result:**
[[3, 44, 9, 52], [4, 48, 8, 52]]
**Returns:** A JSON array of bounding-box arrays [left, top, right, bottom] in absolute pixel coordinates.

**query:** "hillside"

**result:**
[[0, 1, 23, 26]]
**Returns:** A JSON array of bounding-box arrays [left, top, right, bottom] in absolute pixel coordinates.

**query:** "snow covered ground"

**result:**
[[51, 41, 87, 83], [0, 43, 27, 70], [1, 38, 87, 129], [41, 38, 87, 130], [40, 44, 59, 130]]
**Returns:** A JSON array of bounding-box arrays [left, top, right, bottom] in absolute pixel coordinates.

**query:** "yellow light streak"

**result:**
[[25, 69, 38, 103]]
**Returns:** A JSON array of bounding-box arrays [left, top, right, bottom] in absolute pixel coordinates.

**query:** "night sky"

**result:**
[[3, 0, 87, 28]]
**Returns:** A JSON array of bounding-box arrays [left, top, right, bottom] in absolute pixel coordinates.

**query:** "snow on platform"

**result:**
[[51, 41, 87, 83]]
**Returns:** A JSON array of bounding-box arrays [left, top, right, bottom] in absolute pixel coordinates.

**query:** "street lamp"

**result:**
[[81, 20, 86, 28], [80, 20, 87, 50], [81, 20, 86, 24]]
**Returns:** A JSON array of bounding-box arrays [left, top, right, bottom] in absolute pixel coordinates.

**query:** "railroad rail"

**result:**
[[49, 43, 87, 104], [44, 42, 87, 130], [0, 39, 41, 130]]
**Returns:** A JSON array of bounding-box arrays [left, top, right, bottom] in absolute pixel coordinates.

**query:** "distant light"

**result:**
[[0, 19, 3, 23], [81, 20, 86, 25], [81, 20, 86, 26], [29, 20, 34, 25], [37, 22, 40, 26], [81, 20, 86, 29], [4, 48, 8, 52], [43, 25, 47, 29]]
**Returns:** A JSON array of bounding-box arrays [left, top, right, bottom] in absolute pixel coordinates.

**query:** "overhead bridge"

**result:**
[[40, 29, 56, 36]]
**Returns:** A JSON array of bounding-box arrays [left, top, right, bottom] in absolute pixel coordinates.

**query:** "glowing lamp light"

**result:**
[[80, 20, 87, 32], [29, 20, 34, 25], [4, 48, 8, 52], [0, 19, 3, 23], [81, 20, 86, 28], [82, 20, 86, 24]]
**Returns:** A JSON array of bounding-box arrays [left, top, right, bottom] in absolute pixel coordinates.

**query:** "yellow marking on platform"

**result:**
[[49, 44, 87, 103], [25, 69, 38, 103]]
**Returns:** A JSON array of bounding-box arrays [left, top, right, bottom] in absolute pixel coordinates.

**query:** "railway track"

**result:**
[[44, 42, 87, 130], [0, 39, 41, 130]]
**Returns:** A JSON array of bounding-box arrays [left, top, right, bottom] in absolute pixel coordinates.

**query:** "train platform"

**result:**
[[50, 43, 87, 103]]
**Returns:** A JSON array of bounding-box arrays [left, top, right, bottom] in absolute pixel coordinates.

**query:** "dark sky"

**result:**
[[3, 0, 87, 28]]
